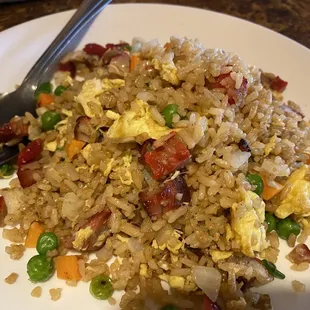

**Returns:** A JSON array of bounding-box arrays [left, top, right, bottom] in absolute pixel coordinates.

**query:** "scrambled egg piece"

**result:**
[[231, 190, 269, 257], [44, 118, 68, 152], [102, 158, 115, 177], [159, 274, 170, 283], [72, 227, 93, 251], [102, 78, 125, 91], [210, 250, 233, 263], [152, 230, 184, 255], [106, 110, 121, 120], [184, 275, 197, 292], [159, 274, 192, 291], [139, 264, 151, 278], [81, 144, 92, 161], [116, 234, 130, 243], [152, 58, 179, 85], [76, 78, 124, 118], [76, 78, 104, 118], [275, 165, 310, 219], [45, 140, 58, 152], [107, 99, 174, 140], [225, 224, 233, 242], [169, 276, 185, 289], [61, 109, 73, 117], [114, 153, 133, 185], [264, 135, 277, 156]]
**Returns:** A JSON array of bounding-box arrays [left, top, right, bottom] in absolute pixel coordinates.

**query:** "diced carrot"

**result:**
[[25, 222, 44, 248], [306, 154, 310, 164], [65, 139, 86, 160], [37, 93, 54, 107], [262, 177, 283, 201], [164, 42, 171, 51], [56, 255, 82, 281], [130, 55, 141, 72]]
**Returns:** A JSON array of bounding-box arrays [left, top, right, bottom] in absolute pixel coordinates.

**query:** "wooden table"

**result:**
[[0, 0, 309, 48]]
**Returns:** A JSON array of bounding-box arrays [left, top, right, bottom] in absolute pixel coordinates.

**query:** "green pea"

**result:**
[[41, 111, 61, 131], [265, 213, 277, 233], [0, 163, 15, 177], [54, 85, 68, 96], [89, 275, 114, 300], [246, 174, 264, 196], [261, 259, 285, 279], [161, 305, 179, 310], [162, 104, 179, 128], [27, 255, 54, 282], [35, 82, 52, 100], [276, 218, 301, 240], [36, 232, 59, 256]]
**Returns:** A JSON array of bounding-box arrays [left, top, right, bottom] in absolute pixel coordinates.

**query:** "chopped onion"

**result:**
[[224, 150, 250, 169], [108, 53, 130, 77], [128, 237, 143, 253], [191, 266, 221, 302], [1, 189, 23, 215], [62, 192, 84, 221], [288, 244, 310, 264], [96, 246, 113, 261]]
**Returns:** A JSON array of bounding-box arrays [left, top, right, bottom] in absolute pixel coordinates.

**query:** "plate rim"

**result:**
[[0, 3, 309, 54]]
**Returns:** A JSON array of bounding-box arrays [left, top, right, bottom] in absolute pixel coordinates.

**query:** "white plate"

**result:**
[[0, 4, 310, 310]]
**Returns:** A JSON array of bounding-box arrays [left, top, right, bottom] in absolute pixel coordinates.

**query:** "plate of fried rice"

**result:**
[[1, 4, 310, 310]]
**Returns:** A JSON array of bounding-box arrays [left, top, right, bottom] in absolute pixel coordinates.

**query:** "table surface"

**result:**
[[0, 0, 310, 49]]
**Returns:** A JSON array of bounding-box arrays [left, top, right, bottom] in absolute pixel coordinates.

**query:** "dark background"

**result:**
[[0, 0, 310, 48]]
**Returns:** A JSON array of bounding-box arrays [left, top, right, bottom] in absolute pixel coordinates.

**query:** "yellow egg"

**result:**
[[45, 140, 58, 152], [184, 275, 197, 292], [76, 78, 124, 118], [81, 144, 92, 162], [43, 118, 68, 152], [275, 165, 310, 219], [139, 263, 151, 278], [102, 158, 115, 177], [169, 276, 185, 289], [102, 78, 125, 91], [114, 153, 133, 185], [61, 109, 73, 117], [116, 234, 130, 243], [159, 274, 170, 283], [76, 78, 104, 118], [106, 99, 174, 141], [210, 250, 233, 263], [264, 135, 277, 156], [225, 224, 233, 242], [106, 110, 121, 120], [231, 190, 269, 257], [72, 227, 93, 251], [152, 59, 179, 85]]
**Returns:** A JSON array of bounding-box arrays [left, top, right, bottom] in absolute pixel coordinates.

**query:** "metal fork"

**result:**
[[0, 0, 112, 164]]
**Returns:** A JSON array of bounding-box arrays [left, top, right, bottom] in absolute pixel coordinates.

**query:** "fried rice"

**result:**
[[1, 36, 310, 309]]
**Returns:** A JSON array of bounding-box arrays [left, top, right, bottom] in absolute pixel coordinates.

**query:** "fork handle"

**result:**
[[23, 0, 112, 84]]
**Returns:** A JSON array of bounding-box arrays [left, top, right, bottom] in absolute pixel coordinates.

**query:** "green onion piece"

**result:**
[[262, 259, 285, 279]]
